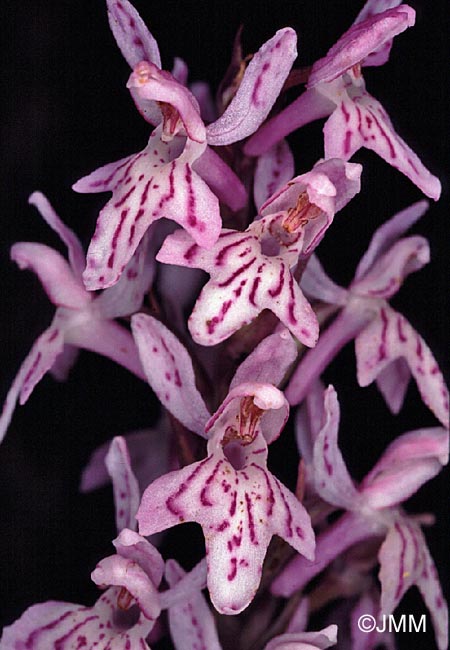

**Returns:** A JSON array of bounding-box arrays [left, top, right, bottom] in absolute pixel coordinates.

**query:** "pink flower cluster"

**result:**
[[1, 1, 447, 649]]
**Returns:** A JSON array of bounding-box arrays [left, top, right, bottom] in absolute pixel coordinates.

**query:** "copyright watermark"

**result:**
[[357, 614, 426, 634]]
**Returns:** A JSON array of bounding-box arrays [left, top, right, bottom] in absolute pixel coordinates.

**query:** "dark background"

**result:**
[[0, 1, 448, 647]]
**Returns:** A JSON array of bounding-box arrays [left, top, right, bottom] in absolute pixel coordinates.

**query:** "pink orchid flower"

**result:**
[[1, 437, 164, 649], [156, 159, 361, 347], [286, 201, 449, 427], [137, 382, 314, 615], [75, 0, 298, 290], [274, 386, 449, 650], [0, 193, 152, 444], [245, 5, 441, 200]]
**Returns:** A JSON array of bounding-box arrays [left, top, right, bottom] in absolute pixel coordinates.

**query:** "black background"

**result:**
[[0, 1, 448, 647]]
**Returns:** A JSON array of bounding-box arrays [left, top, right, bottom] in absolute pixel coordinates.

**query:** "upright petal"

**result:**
[[131, 313, 210, 437], [353, 1, 406, 67], [355, 306, 449, 426], [312, 386, 360, 509], [351, 236, 429, 299], [308, 6, 415, 86], [354, 200, 429, 281], [207, 28, 297, 145], [230, 328, 297, 389], [105, 437, 141, 532], [360, 427, 449, 508], [107, 0, 161, 68], [253, 140, 295, 211], [165, 559, 222, 650], [11, 243, 89, 310], [28, 192, 86, 280]]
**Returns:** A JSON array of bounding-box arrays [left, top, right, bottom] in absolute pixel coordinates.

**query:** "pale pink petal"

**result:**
[[355, 306, 449, 426], [254, 140, 295, 211], [193, 145, 247, 211], [28, 191, 85, 279], [378, 520, 448, 650], [230, 328, 297, 389], [264, 624, 337, 650], [353, 0, 404, 67], [323, 90, 441, 200], [207, 28, 298, 145], [312, 386, 360, 509], [91, 554, 160, 621], [0, 326, 64, 443], [128, 62, 205, 143], [105, 437, 140, 531], [165, 559, 222, 650], [0, 591, 153, 649], [244, 88, 335, 157], [308, 6, 415, 86], [107, 0, 161, 68], [81, 131, 220, 290], [80, 427, 171, 495], [300, 254, 349, 305], [361, 427, 449, 507], [131, 313, 210, 437], [354, 200, 429, 281], [94, 232, 155, 318], [11, 243, 89, 309], [112, 528, 164, 586], [351, 236, 429, 299]]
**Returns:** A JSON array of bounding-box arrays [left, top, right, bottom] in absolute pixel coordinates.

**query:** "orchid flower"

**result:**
[[245, 5, 441, 200], [273, 386, 449, 650], [137, 382, 315, 615], [156, 159, 361, 347], [0, 193, 152, 444], [1, 437, 165, 649], [286, 201, 449, 427], [75, 0, 298, 291]]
